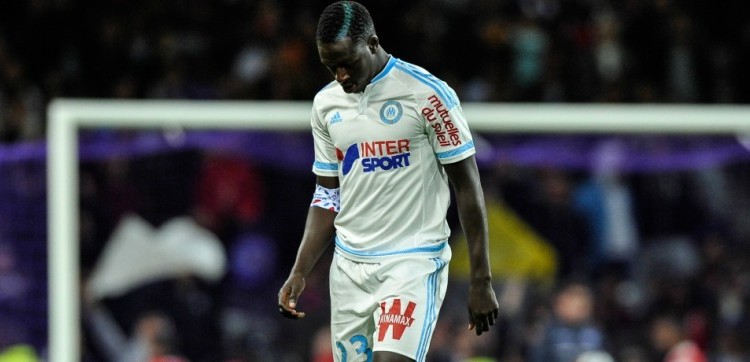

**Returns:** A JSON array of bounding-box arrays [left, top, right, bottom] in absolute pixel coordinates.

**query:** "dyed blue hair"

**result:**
[[316, 1, 375, 45]]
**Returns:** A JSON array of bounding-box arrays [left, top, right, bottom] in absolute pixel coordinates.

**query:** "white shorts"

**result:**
[[329, 246, 451, 362]]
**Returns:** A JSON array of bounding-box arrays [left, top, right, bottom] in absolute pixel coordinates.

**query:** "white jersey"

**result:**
[[311, 56, 475, 260]]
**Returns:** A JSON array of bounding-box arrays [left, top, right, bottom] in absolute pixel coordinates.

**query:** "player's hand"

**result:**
[[278, 274, 307, 319], [467, 278, 499, 336]]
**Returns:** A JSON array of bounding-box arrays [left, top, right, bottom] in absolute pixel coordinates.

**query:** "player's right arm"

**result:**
[[278, 175, 339, 319]]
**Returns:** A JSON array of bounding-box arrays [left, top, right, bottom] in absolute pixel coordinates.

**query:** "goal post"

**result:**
[[47, 99, 750, 362]]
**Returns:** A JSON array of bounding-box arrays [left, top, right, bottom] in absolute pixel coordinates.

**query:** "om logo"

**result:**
[[379, 100, 403, 124]]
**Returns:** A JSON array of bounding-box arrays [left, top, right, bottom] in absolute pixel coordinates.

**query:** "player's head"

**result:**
[[316, 1, 385, 93], [316, 1, 375, 47]]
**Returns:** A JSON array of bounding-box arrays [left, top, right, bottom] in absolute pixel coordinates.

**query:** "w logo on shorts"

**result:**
[[378, 299, 416, 341]]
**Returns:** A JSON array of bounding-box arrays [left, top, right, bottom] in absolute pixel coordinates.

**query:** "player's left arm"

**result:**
[[444, 155, 499, 336]]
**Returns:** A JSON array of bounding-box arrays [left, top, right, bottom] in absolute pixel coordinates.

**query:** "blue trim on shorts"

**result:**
[[334, 237, 446, 258], [416, 257, 445, 361]]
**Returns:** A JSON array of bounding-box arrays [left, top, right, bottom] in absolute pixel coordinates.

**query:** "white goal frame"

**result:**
[[47, 99, 750, 362]]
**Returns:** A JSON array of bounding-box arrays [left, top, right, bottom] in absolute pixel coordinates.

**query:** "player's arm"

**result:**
[[278, 175, 339, 319], [444, 155, 499, 335]]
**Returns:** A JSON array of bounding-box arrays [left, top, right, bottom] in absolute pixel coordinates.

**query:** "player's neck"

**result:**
[[372, 47, 389, 75]]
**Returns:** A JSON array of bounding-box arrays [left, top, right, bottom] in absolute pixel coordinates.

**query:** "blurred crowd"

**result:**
[[2, 143, 749, 361], [57, 144, 750, 362], [2, 0, 750, 143], [1, 0, 750, 361]]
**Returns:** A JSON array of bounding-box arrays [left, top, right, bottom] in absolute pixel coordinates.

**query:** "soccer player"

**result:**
[[277, 2, 499, 361]]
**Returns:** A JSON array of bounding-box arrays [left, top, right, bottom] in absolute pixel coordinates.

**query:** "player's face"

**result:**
[[318, 37, 378, 93]]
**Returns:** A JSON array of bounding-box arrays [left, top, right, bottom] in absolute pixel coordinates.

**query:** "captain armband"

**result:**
[[310, 184, 341, 213]]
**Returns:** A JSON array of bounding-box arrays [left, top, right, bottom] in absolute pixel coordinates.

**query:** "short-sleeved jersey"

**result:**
[[311, 56, 475, 260]]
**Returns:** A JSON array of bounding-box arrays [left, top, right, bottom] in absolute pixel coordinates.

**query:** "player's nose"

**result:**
[[335, 67, 350, 83]]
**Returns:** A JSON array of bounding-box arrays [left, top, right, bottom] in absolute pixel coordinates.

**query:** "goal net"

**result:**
[[45, 100, 750, 361]]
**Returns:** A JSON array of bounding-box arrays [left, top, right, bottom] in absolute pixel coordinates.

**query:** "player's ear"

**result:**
[[367, 35, 379, 54]]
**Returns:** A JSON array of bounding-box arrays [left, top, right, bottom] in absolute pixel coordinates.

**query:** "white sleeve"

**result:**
[[310, 101, 339, 176]]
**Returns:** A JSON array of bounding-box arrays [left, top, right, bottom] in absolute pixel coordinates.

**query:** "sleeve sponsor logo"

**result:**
[[336, 139, 411, 175], [421, 94, 462, 147]]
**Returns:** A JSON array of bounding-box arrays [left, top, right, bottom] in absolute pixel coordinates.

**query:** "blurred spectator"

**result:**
[[524, 168, 589, 280], [84, 302, 187, 362], [666, 12, 699, 102], [0, 60, 44, 143], [0, 0, 747, 146], [573, 140, 638, 277], [713, 326, 750, 362], [510, 16, 549, 101], [592, 10, 625, 102], [310, 326, 333, 362], [575, 350, 614, 362], [193, 153, 265, 239], [0, 243, 29, 306], [1, 1, 750, 360], [0, 243, 33, 358], [83, 213, 227, 361], [649, 314, 707, 362], [429, 317, 499, 362], [593, 12, 623, 85], [530, 281, 608, 362], [451, 169, 557, 286]]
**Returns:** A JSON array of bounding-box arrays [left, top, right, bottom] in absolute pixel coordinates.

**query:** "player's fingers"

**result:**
[[475, 313, 491, 335], [471, 312, 482, 335], [488, 308, 498, 326], [482, 315, 491, 331], [469, 311, 494, 334], [278, 306, 297, 319], [288, 284, 303, 308], [278, 286, 298, 313], [278, 289, 290, 310], [278, 303, 306, 319]]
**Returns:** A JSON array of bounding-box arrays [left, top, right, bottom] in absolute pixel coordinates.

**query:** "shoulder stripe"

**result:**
[[394, 61, 459, 108], [395, 61, 457, 108], [370, 56, 397, 84], [435, 140, 475, 159]]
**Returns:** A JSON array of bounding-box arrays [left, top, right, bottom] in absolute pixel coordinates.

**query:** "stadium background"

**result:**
[[1, 0, 750, 361]]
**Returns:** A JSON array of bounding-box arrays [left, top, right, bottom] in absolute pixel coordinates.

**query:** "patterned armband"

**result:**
[[310, 184, 340, 213]]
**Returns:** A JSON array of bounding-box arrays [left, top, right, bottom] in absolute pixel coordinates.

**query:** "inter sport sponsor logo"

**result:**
[[336, 139, 411, 175]]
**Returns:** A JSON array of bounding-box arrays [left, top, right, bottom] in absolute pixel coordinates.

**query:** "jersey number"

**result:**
[[336, 334, 372, 362]]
